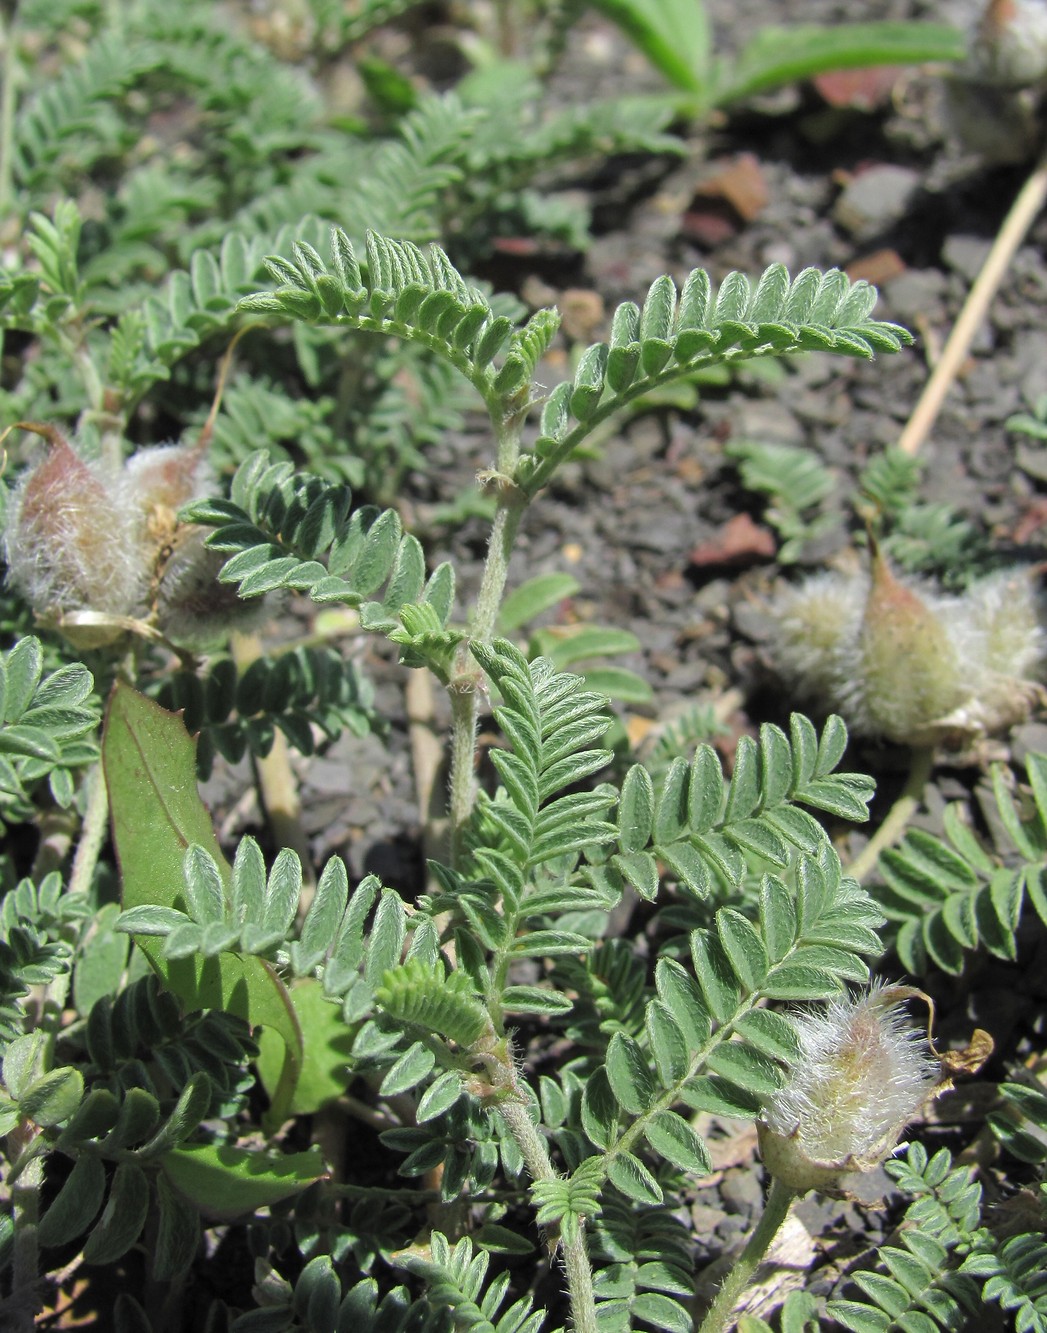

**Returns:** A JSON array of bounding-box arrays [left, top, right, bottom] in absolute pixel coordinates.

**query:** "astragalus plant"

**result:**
[[0, 206, 948, 1333]]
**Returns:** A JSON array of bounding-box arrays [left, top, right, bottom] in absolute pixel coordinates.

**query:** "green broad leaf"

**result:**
[[73, 903, 130, 1014], [590, 0, 710, 94], [614, 849, 660, 901], [734, 1008, 799, 1063], [714, 21, 966, 108], [182, 845, 226, 924], [631, 1294, 693, 1333], [800, 775, 874, 822], [103, 683, 303, 1128], [606, 1151, 663, 1205], [723, 736, 760, 823], [153, 1173, 200, 1281], [511, 930, 592, 957], [38, 1154, 106, 1247], [653, 959, 710, 1051], [158, 1141, 327, 1221], [137, 1073, 213, 1157], [659, 839, 710, 898], [644, 1110, 711, 1174], [472, 1223, 535, 1256], [256, 978, 354, 1117], [416, 1071, 462, 1123], [758, 876, 798, 962], [82, 1161, 150, 1265], [380, 1041, 436, 1096], [580, 666, 655, 705], [761, 962, 848, 1000], [55, 1088, 120, 1150], [363, 889, 407, 988], [500, 986, 574, 1015], [716, 908, 770, 991], [689, 745, 724, 832], [606, 1032, 658, 1115], [704, 1039, 783, 1098], [534, 624, 642, 670], [757, 723, 793, 809], [825, 1299, 891, 1333], [645, 1001, 688, 1086], [581, 1068, 619, 1150], [689, 931, 740, 1023], [619, 765, 655, 852], [498, 573, 581, 633], [19, 1064, 83, 1129], [230, 837, 267, 928], [100, 1087, 160, 1154], [654, 759, 690, 844], [634, 1261, 692, 1297], [117, 901, 190, 933], [679, 1074, 762, 1118]]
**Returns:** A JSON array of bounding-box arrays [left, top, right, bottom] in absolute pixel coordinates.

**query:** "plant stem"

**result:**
[[847, 744, 933, 883], [494, 1096, 598, 1333], [447, 448, 527, 865], [68, 760, 109, 901], [698, 1175, 797, 1333], [8, 1150, 43, 1332], [896, 146, 1047, 457]]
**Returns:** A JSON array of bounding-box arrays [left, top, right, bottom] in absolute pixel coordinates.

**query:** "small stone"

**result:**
[[884, 268, 948, 323], [718, 1165, 765, 1215], [832, 165, 921, 241], [1012, 721, 1047, 766], [942, 234, 993, 283]]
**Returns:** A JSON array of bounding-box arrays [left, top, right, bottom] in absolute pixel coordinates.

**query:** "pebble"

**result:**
[[718, 1165, 765, 1214], [883, 267, 948, 322], [942, 234, 992, 283], [832, 165, 921, 241]]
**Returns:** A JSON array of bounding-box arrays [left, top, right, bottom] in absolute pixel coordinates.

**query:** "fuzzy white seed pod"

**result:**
[[758, 982, 940, 1196], [4, 432, 146, 625], [771, 554, 1045, 747], [154, 529, 269, 651]]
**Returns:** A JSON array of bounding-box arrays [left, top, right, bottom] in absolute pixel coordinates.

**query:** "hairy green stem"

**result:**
[[848, 745, 932, 883], [447, 449, 526, 865], [9, 1150, 43, 1332], [698, 1175, 797, 1333], [494, 1096, 598, 1333], [448, 685, 479, 870], [68, 761, 109, 900]]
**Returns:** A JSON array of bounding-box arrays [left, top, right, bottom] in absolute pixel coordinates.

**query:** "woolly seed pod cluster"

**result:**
[[771, 550, 1045, 747], [3, 425, 256, 650], [759, 982, 941, 1196]]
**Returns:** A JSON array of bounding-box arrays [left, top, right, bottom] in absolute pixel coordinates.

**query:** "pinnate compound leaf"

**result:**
[[19, 1065, 83, 1127]]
